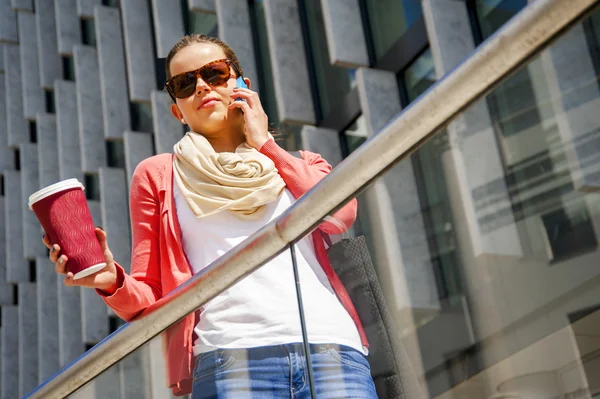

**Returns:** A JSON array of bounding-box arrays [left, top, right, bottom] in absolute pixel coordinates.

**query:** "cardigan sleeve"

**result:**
[[96, 160, 164, 321], [259, 138, 357, 234]]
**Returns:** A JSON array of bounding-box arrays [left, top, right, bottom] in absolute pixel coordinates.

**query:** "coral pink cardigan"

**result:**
[[97, 139, 367, 396]]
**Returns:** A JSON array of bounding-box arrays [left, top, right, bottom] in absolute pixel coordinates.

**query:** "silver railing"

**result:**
[[24, 0, 600, 397]]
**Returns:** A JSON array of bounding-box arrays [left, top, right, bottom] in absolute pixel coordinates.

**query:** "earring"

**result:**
[[181, 118, 185, 124]]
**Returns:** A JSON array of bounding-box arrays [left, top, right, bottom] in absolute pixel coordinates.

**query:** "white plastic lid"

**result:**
[[28, 178, 85, 209]]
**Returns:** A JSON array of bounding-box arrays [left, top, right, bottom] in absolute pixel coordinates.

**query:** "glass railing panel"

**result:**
[[303, 7, 600, 399]]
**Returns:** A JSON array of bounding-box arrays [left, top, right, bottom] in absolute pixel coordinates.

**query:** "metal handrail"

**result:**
[[24, 0, 600, 397]]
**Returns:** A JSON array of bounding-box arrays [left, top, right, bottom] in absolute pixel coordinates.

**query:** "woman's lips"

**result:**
[[198, 99, 218, 109]]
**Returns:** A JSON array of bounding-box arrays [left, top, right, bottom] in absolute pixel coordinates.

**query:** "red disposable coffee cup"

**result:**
[[28, 179, 106, 280]]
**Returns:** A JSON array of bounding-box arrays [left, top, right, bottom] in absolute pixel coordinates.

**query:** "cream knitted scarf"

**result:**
[[173, 132, 286, 220]]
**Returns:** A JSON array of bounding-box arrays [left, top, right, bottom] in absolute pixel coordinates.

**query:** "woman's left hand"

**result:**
[[228, 88, 270, 150]]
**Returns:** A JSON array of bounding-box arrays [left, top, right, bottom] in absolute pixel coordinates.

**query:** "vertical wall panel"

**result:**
[[95, 6, 130, 139], [263, 0, 315, 125], [124, 131, 154, 186], [36, 257, 60, 383], [11, 0, 32, 11], [4, 170, 28, 282], [77, 0, 101, 18], [0, 198, 12, 305], [0, 306, 19, 399], [81, 200, 109, 344], [189, 0, 215, 12], [57, 276, 84, 367], [0, 78, 11, 173], [4, 44, 28, 148], [119, 351, 148, 399], [0, 0, 18, 43], [99, 168, 131, 272], [55, 80, 83, 182], [36, 0, 62, 89], [320, 0, 369, 67], [216, 0, 259, 93], [121, 0, 156, 102], [37, 113, 60, 187], [356, 67, 440, 313], [18, 282, 38, 397], [0, 43, 3, 71], [150, 0, 185, 58], [55, 0, 82, 55], [151, 90, 184, 154], [20, 142, 45, 259], [18, 12, 45, 120], [74, 45, 106, 173]]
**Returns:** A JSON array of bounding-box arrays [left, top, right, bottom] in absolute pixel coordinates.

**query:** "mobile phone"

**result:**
[[236, 76, 248, 101]]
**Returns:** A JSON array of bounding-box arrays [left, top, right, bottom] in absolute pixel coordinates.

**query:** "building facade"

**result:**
[[0, 0, 599, 398]]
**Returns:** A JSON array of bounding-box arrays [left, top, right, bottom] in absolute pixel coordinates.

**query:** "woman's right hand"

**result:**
[[42, 227, 120, 295]]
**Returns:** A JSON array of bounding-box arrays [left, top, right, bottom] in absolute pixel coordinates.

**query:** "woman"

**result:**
[[43, 34, 376, 398]]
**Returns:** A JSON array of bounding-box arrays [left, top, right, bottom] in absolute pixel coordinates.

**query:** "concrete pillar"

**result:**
[[0, 306, 19, 399], [35, 0, 62, 90], [55, 0, 82, 56], [150, 0, 185, 58], [263, 0, 316, 125], [423, 0, 522, 257], [18, 12, 45, 121], [36, 256, 60, 383], [11, 0, 32, 11], [36, 113, 60, 187], [20, 142, 46, 259], [120, 0, 156, 103], [99, 168, 131, 272], [0, 197, 12, 304], [57, 276, 85, 366], [151, 90, 184, 154], [216, 0, 259, 93], [55, 80, 83, 182], [320, 0, 369, 68], [18, 282, 38, 397], [300, 126, 343, 167], [123, 131, 155, 187], [0, 0, 18, 43], [77, 0, 101, 19], [0, 77, 11, 173], [95, 6, 131, 140], [81, 200, 109, 344], [4, 170, 28, 282], [356, 67, 440, 321], [4, 44, 28, 148], [73, 45, 107, 173]]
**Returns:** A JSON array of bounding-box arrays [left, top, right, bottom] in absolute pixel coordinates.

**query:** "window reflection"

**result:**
[[364, 0, 423, 60]]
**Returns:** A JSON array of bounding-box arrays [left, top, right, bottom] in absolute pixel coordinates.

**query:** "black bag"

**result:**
[[324, 235, 424, 399], [288, 150, 423, 398]]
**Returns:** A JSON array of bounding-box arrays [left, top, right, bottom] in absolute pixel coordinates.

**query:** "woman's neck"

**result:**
[[202, 126, 246, 153]]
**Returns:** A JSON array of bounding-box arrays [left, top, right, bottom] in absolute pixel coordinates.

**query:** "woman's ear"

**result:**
[[170, 103, 184, 123], [244, 77, 252, 90]]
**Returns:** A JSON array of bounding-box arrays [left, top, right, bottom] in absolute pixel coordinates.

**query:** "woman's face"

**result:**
[[169, 43, 243, 135]]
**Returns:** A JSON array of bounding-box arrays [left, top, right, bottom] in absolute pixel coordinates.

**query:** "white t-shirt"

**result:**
[[173, 181, 364, 355]]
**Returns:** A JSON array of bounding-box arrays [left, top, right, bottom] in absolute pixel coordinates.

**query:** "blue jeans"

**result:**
[[191, 343, 378, 398]]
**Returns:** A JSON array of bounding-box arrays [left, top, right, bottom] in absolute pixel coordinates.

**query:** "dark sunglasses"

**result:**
[[165, 58, 242, 100]]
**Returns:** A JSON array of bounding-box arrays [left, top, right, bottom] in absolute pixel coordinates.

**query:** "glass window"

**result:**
[[302, 0, 354, 119], [475, 0, 527, 39], [364, 0, 423, 60], [106, 141, 126, 168], [130, 103, 153, 133], [80, 18, 96, 46], [184, 10, 218, 36], [341, 115, 368, 155], [62, 56, 75, 81], [403, 48, 435, 102]]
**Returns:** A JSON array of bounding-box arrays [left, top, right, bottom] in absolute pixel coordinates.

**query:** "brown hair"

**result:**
[[165, 34, 244, 82]]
